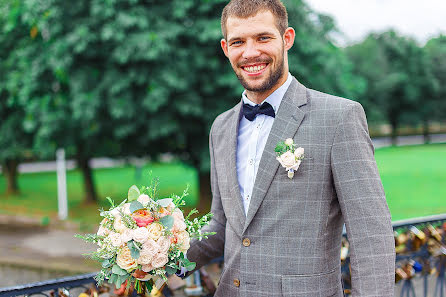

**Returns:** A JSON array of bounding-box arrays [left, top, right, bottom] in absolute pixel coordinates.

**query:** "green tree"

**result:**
[[0, 0, 35, 195], [425, 35, 446, 135], [346, 31, 436, 144]]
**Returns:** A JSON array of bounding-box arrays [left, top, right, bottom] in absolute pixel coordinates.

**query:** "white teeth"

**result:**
[[244, 65, 266, 73]]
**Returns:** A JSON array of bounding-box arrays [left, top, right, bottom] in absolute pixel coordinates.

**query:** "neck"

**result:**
[[245, 72, 288, 104]]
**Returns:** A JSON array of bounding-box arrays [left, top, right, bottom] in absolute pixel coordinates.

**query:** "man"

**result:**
[[186, 0, 395, 296]]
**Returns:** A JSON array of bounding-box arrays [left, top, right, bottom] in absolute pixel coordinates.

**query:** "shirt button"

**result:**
[[233, 278, 240, 287], [243, 238, 251, 247], [249, 159, 254, 165], [246, 194, 250, 201], [256, 124, 261, 129]]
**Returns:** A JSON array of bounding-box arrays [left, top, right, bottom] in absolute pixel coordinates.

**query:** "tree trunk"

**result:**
[[198, 171, 212, 213], [423, 120, 430, 144], [3, 159, 19, 195], [76, 155, 98, 204], [390, 120, 398, 146]]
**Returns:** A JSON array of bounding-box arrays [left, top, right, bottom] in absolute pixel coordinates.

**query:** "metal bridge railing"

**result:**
[[0, 214, 445, 297]]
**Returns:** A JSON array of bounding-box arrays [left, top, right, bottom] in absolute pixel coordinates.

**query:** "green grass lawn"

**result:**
[[0, 144, 445, 229], [0, 162, 198, 230], [375, 143, 446, 221]]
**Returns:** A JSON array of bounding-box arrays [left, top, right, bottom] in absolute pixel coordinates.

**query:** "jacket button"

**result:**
[[233, 278, 240, 287], [242, 238, 251, 247]]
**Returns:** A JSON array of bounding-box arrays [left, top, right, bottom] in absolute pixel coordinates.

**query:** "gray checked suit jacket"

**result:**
[[187, 78, 395, 297]]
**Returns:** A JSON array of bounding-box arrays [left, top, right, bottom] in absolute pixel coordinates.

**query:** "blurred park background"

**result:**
[[1, 0, 446, 231]]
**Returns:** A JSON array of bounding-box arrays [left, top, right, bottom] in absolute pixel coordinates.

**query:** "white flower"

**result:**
[[110, 208, 120, 217], [122, 203, 131, 215], [157, 236, 171, 253], [109, 232, 124, 247], [276, 151, 297, 170], [97, 225, 110, 237], [142, 239, 160, 256], [138, 249, 154, 265], [176, 230, 191, 253], [141, 263, 154, 273], [113, 216, 126, 233], [120, 227, 133, 243], [132, 227, 150, 244], [284, 138, 294, 146], [294, 147, 304, 159], [152, 252, 169, 268], [137, 194, 152, 206]]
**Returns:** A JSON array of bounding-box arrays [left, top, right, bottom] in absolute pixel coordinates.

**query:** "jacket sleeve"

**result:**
[[331, 102, 395, 296], [186, 122, 226, 271]]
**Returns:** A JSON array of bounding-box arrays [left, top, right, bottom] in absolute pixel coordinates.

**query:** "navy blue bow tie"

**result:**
[[243, 102, 276, 121]]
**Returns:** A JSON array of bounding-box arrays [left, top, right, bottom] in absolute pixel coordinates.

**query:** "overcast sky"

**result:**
[[304, 0, 446, 46]]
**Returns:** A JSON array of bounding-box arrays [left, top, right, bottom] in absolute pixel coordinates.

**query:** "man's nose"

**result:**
[[242, 40, 260, 59]]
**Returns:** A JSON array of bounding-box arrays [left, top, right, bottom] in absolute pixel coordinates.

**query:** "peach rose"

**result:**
[[152, 252, 169, 269], [147, 222, 163, 241], [116, 246, 138, 271]]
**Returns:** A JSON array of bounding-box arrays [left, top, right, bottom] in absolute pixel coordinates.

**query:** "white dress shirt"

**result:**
[[237, 73, 293, 215]]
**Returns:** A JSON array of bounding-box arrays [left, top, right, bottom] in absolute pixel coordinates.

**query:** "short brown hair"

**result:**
[[221, 0, 288, 39]]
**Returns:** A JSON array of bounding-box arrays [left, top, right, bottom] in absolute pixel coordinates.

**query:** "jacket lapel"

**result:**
[[243, 78, 308, 232], [224, 102, 246, 233]]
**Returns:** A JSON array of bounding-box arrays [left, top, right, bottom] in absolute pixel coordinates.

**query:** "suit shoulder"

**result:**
[[210, 102, 241, 135], [306, 88, 363, 114]]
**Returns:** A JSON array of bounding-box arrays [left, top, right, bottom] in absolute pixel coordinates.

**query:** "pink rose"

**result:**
[[141, 263, 154, 273]]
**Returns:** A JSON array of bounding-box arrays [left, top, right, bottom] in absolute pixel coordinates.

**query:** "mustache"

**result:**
[[237, 58, 272, 67]]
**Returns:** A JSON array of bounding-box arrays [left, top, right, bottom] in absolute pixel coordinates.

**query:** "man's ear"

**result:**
[[221, 39, 229, 57], [283, 27, 295, 51]]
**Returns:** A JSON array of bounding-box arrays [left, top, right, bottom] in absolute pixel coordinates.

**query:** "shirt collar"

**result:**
[[242, 72, 293, 112]]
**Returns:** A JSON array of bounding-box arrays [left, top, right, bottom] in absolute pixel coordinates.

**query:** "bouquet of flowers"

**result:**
[[77, 181, 214, 294]]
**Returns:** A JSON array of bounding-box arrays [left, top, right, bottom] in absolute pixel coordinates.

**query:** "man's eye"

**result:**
[[259, 36, 270, 41], [231, 41, 243, 46]]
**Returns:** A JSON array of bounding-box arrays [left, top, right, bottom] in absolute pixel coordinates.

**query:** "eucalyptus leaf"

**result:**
[[157, 198, 173, 208], [160, 215, 174, 230], [165, 265, 178, 275], [129, 200, 144, 213], [127, 240, 141, 259], [101, 258, 111, 268], [109, 273, 117, 284], [112, 264, 128, 276], [182, 258, 196, 271], [128, 185, 140, 201]]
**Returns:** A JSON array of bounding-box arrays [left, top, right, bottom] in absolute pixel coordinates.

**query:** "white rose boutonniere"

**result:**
[[275, 138, 304, 179]]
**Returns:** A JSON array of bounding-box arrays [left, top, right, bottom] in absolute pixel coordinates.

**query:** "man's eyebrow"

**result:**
[[227, 32, 275, 43]]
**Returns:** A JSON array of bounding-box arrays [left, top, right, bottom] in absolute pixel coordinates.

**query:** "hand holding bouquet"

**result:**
[[77, 181, 214, 294]]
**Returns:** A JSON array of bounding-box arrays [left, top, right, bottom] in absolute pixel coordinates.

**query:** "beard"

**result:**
[[235, 53, 285, 93]]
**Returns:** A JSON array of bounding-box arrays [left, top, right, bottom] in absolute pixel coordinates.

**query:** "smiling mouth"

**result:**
[[241, 63, 268, 74]]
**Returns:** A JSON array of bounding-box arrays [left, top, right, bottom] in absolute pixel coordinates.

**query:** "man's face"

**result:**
[[221, 10, 294, 98]]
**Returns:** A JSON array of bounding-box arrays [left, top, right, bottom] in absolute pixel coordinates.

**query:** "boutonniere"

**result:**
[[275, 138, 304, 179]]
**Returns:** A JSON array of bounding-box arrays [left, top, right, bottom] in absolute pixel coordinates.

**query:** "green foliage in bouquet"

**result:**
[[76, 179, 215, 293]]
